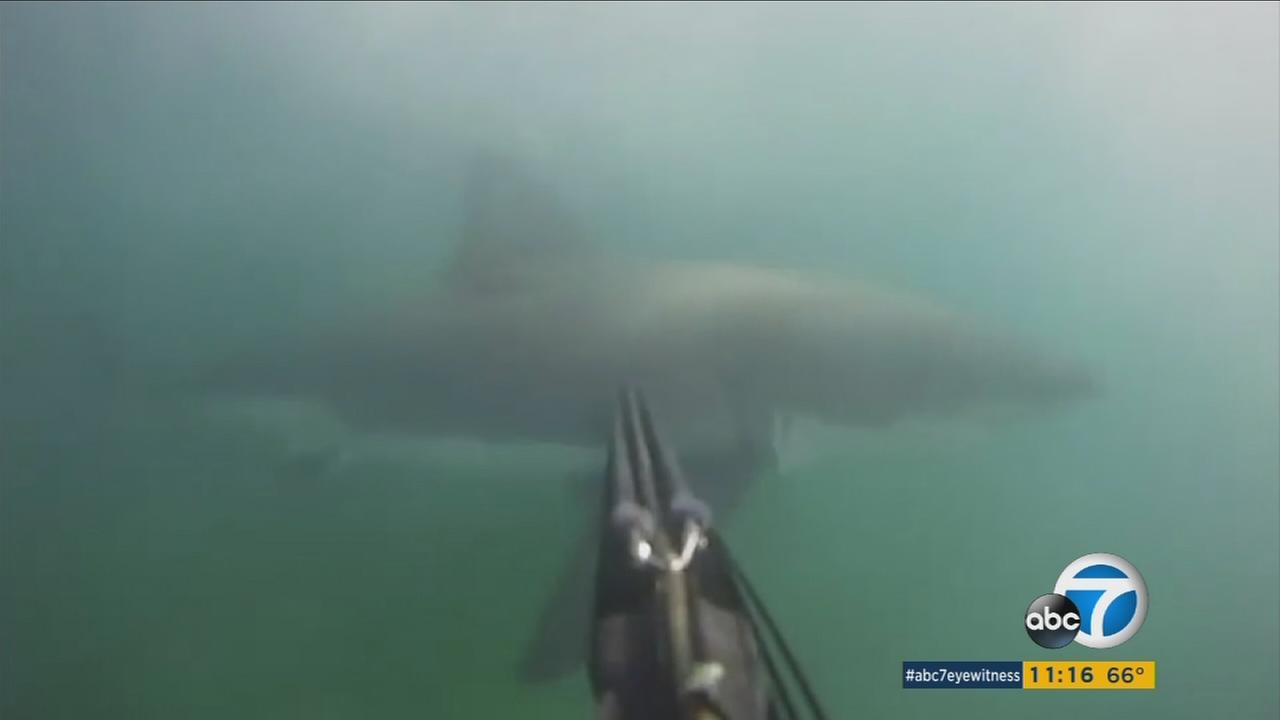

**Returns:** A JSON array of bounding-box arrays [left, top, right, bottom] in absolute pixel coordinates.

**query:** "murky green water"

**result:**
[[3, 4, 1276, 718]]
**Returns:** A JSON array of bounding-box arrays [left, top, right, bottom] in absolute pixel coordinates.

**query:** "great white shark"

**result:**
[[199, 156, 1095, 678]]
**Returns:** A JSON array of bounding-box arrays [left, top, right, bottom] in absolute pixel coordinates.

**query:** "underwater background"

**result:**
[[2, 3, 1276, 718]]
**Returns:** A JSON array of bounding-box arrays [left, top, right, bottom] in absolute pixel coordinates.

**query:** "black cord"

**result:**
[[748, 603, 801, 720], [722, 540, 831, 720]]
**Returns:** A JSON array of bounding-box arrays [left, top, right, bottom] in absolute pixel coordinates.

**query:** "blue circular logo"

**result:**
[[1053, 553, 1147, 649]]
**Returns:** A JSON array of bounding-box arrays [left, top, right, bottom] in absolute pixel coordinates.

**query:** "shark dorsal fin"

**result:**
[[453, 154, 588, 291]]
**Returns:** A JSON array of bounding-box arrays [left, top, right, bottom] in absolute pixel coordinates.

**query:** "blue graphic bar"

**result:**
[[902, 661, 1023, 689]]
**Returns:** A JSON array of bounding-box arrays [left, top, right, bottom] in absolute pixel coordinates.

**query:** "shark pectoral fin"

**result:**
[[519, 467, 602, 682], [518, 526, 597, 682], [725, 394, 779, 474]]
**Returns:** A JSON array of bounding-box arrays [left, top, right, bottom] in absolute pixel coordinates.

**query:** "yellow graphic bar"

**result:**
[[1022, 661, 1156, 690]]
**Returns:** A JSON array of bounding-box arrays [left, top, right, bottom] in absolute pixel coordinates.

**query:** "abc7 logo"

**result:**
[[1025, 553, 1147, 650]]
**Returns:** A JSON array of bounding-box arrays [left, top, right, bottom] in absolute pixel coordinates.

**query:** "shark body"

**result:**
[[205, 159, 1091, 479], [200, 158, 1094, 678]]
